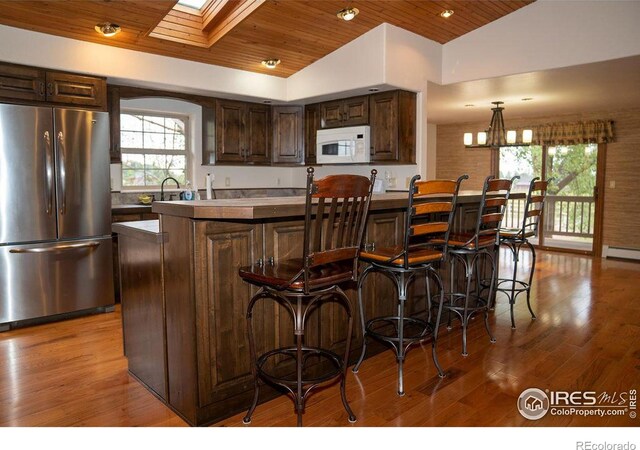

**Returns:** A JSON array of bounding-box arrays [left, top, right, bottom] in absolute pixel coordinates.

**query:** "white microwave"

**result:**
[[316, 125, 370, 164]]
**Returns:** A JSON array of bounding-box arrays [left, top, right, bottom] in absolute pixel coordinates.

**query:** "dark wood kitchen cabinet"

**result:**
[[45, 71, 107, 108], [107, 85, 121, 163], [320, 95, 368, 128], [0, 63, 45, 102], [0, 62, 106, 109], [216, 99, 270, 164], [304, 103, 320, 165], [369, 90, 416, 164], [271, 105, 304, 165]]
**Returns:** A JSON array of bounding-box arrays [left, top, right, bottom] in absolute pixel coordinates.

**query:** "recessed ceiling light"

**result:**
[[465, 104, 475, 107], [261, 59, 281, 69], [95, 22, 121, 37], [521, 97, 533, 101], [440, 10, 454, 18], [337, 7, 359, 21]]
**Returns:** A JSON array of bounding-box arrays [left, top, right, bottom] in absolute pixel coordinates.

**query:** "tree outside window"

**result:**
[[120, 112, 190, 189]]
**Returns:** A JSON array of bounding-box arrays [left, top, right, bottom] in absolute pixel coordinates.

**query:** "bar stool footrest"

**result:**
[[365, 316, 434, 344], [255, 346, 344, 387], [433, 292, 490, 311]]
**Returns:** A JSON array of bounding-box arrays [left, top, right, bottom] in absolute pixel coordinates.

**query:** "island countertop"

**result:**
[[151, 190, 521, 220]]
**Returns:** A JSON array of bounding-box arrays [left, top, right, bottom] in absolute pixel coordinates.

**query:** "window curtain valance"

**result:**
[[532, 120, 614, 145]]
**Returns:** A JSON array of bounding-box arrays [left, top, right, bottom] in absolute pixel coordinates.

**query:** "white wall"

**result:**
[[0, 25, 286, 101], [286, 25, 386, 101], [443, 0, 640, 84]]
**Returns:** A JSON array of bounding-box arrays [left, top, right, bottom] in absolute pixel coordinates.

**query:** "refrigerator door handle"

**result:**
[[9, 241, 101, 254], [57, 131, 67, 215], [43, 130, 54, 215]]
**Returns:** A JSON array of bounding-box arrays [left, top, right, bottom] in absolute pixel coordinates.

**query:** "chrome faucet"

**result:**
[[160, 177, 180, 201]]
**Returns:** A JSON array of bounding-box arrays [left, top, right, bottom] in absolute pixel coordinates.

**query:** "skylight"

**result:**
[[178, 0, 207, 10]]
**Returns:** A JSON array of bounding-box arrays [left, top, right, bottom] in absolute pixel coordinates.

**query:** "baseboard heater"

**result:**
[[602, 246, 640, 261]]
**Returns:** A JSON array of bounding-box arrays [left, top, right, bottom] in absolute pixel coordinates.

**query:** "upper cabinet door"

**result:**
[[272, 106, 303, 165], [304, 103, 320, 164], [342, 95, 369, 127], [320, 100, 343, 129], [45, 72, 107, 109], [369, 90, 416, 164], [245, 103, 271, 164], [370, 91, 399, 161], [216, 99, 245, 163], [319, 96, 369, 129], [0, 63, 46, 103]]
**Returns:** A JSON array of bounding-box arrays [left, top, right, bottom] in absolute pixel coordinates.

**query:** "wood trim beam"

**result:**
[[205, 0, 266, 47]]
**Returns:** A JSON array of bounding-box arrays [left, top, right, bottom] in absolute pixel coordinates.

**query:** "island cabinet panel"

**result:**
[[162, 215, 199, 425], [194, 221, 269, 409], [118, 233, 167, 401]]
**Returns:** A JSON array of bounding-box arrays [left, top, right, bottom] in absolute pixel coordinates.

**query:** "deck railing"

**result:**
[[503, 195, 595, 238]]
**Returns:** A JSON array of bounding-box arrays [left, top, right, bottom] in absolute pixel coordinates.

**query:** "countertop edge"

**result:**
[[112, 220, 165, 244]]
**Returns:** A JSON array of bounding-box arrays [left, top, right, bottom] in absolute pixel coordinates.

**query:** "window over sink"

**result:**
[[120, 111, 191, 189]]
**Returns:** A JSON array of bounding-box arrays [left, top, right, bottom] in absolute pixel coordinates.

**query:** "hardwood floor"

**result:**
[[1, 250, 638, 427]]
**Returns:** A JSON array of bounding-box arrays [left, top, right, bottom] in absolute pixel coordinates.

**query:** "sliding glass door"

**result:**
[[499, 143, 602, 254]]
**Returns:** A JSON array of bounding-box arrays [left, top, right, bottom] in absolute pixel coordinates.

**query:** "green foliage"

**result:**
[[501, 144, 597, 196]]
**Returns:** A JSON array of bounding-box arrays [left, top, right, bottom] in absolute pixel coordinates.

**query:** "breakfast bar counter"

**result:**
[[115, 192, 518, 426]]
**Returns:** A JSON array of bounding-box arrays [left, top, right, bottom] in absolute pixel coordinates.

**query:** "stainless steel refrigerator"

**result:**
[[0, 103, 114, 329]]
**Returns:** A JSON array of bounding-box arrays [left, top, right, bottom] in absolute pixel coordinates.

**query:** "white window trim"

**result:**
[[120, 109, 192, 191]]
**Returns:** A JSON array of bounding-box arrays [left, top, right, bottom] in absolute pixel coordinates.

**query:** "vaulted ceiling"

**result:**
[[0, 0, 533, 77]]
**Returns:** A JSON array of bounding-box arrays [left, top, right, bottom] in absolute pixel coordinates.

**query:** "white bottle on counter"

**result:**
[[205, 173, 213, 200]]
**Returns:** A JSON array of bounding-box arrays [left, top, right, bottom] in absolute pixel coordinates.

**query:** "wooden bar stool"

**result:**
[[497, 177, 551, 328], [436, 175, 517, 356], [353, 174, 466, 396], [239, 167, 376, 427]]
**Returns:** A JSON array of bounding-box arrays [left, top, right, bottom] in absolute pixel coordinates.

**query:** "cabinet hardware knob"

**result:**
[[256, 258, 264, 267]]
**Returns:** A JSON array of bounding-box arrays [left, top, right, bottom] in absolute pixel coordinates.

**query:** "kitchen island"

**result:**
[[115, 192, 513, 426]]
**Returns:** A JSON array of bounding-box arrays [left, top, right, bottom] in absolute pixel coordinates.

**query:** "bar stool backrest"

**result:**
[[471, 175, 518, 248], [302, 167, 377, 294], [518, 177, 551, 239], [402, 174, 468, 268]]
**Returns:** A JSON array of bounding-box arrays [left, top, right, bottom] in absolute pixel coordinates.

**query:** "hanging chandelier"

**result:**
[[464, 101, 532, 148]]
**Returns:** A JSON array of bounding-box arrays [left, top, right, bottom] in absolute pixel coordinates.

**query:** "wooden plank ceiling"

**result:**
[[0, 0, 534, 77]]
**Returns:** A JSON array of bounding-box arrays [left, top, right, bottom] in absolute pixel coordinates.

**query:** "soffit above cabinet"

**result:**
[[0, 0, 533, 78]]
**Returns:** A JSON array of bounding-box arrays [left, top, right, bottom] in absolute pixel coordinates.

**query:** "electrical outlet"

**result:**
[[225, 177, 230, 187], [609, 180, 616, 189], [277, 178, 281, 186], [405, 177, 411, 188]]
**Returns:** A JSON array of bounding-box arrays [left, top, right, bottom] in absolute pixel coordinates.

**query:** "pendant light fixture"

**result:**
[[464, 101, 533, 148]]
